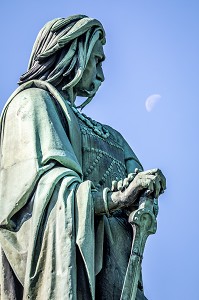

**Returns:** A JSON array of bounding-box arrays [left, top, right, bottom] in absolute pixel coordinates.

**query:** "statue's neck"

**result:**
[[56, 84, 77, 105]]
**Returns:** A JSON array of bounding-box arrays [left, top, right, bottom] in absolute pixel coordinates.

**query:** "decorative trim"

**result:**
[[80, 123, 124, 151], [68, 101, 110, 139], [83, 147, 126, 170]]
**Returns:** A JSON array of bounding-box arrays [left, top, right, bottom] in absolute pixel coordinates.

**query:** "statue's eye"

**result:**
[[95, 57, 102, 67]]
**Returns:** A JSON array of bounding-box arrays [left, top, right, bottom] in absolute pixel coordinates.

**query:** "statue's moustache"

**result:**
[[76, 80, 102, 109], [80, 80, 102, 96]]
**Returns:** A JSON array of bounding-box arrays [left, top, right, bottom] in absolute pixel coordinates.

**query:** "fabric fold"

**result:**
[[0, 81, 96, 299]]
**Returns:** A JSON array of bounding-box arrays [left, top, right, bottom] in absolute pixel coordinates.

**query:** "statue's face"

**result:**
[[75, 40, 105, 97]]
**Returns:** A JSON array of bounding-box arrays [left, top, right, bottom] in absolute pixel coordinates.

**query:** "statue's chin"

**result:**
[[77, 80, 102, 97]]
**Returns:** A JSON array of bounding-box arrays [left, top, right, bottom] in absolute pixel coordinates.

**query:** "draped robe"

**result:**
[[0, 80, 147, 299]]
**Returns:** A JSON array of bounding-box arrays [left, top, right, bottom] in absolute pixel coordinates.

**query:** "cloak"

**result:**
[[0, 80, 98, 299]]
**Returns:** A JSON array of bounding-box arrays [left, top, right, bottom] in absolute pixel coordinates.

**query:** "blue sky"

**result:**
[[1, 1, 199, 299]]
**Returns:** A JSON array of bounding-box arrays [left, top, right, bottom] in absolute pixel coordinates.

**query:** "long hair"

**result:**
[[19, 15, 105, 104]]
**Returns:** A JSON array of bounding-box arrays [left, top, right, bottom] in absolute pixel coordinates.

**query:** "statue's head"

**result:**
[[19, 15, 106, 106]]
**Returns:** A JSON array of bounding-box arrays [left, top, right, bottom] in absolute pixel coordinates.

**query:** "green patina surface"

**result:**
[[0, 15, 166, 300]]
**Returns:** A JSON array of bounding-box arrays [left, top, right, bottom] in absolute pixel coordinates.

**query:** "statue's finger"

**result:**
[[159, 180, 166, 194], [140, 177, 155, 192], [155, 170, 166, 190], [148, 180, 155, 193], [111, 180, 118, 191], [156, 174, 166, 192], [138, 174, 156, 182], [134, 168, 142, 174], [154, 178, 161, 199], [128, 173, 135, 182], [141, 168, 158, 176], [161, 174, 166, 190], [123, 177, 129, 189], [117, 180, 123, 191]]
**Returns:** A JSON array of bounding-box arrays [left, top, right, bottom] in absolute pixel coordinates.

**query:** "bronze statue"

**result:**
[[0, 15, 166, 299]]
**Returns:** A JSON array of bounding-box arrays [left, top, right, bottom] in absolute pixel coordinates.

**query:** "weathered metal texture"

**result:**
[[121, 195, 157, 300]]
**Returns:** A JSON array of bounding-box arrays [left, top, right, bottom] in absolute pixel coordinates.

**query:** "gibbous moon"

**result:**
[[145, 94, 161, 112]]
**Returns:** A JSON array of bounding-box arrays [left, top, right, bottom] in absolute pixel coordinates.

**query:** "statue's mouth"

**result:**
[[80, 80, 102, 97], [90, 80, 102, 94], [76, 80, 102, 109], [90, 83, 95, 90]]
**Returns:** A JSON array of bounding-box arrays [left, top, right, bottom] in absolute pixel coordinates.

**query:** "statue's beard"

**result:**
[[76, 80, 102, 109], [79, 80, 102, 97]]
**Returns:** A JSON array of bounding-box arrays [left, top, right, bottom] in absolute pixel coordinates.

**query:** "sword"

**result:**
[[120, 193, 158, 300]]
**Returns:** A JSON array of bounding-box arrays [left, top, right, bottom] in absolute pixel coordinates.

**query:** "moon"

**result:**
[[145, 94, 161, 112]]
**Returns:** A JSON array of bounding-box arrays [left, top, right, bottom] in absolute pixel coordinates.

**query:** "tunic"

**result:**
[[78, 117, 146, 299]]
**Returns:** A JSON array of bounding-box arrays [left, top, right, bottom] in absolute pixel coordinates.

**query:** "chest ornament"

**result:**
[[67, 101, 110, 139]]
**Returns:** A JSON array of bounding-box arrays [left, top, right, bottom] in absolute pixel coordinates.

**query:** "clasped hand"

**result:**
[[111, 168, 166, 209]]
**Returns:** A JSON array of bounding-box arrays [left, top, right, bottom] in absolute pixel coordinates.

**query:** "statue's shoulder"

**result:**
[[10, 86, 52, 108], [2, 81, 58, 118]]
